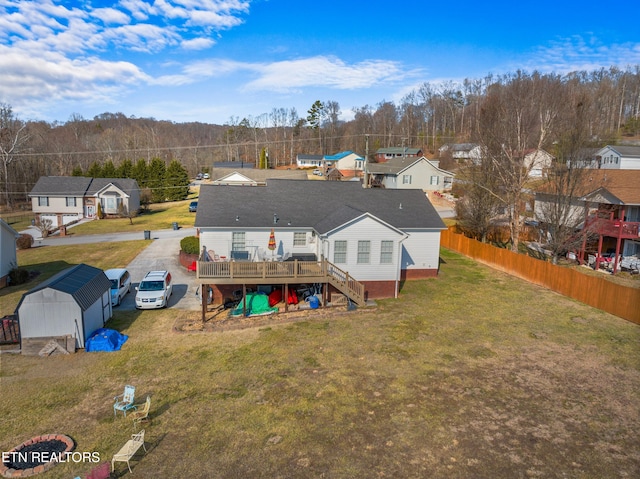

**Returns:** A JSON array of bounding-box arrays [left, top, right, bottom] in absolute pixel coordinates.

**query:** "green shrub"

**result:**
[[16, 234, 34, 249], [180, 236, 200, 255], [9, 266, 29, 285]]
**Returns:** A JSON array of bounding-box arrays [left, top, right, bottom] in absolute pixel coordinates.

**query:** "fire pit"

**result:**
[[1, 434, 75, 477]]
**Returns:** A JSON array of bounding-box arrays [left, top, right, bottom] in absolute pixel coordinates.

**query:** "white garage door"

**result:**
[[62, 214, 79, 225], [40, 214, 58, 228]]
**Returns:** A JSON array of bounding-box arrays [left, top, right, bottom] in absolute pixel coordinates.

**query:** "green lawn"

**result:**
[[1, 248, 639, 478]]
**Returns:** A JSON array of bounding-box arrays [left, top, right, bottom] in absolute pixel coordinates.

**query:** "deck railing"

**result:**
[[197, 259, 366, 306], [584, 216, 640, 239]]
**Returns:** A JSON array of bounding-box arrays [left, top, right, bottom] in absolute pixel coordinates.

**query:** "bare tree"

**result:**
[[0, 104, 30, 207], [534, 93, 596, 263]]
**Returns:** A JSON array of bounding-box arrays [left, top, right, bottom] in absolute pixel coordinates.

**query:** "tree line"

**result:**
[[1, 66, 639, 212]]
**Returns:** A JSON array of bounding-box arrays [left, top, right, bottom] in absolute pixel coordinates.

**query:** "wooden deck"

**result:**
[[196, 259, 366, 306]]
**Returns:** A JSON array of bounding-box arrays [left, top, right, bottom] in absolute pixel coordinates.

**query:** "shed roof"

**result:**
[[195, 179, 445, 233], [17, 264, 110, 312]]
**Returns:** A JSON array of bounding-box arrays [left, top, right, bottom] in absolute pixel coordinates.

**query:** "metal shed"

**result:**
[[16, 264, 112, 353]]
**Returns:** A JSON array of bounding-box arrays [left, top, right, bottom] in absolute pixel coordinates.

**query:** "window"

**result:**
[[66, 197, 76, 207], [430, 176, 439, 185], [402, 175, 412, 184], [380, 241, 393, 264], [232, 232, 246, 251], [293, 232, 306, 246], [357, 241, 370, 264], [334, 240, 347, 264], [38, 196, 49, 207]]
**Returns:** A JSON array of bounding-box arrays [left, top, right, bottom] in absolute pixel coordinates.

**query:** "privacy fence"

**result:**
[[440, 227, 640, 324]]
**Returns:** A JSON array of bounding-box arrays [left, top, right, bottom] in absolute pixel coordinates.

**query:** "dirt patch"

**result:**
[[173, 304, 368, 333]]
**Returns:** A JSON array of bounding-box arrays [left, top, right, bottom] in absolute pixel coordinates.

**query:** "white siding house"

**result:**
[[323, 151, 365, 178], [195, 180, 446, 299], [29, 177, 140, 227], [367, 156, 454, 191], [1, 219, 19, 288], [594, 145, 640, 170]]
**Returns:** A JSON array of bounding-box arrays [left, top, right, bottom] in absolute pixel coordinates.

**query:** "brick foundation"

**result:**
[[401, 268, 438, 280]]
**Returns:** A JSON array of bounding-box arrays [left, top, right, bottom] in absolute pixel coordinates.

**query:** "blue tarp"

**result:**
[[85, 328, 128, 352]]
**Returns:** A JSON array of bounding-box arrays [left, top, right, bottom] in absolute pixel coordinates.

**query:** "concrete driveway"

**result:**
[[117, 235, 202, 311]]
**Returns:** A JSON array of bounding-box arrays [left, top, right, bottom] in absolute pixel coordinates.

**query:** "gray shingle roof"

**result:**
[[212, 168, 308, 183], [29, 177, 139, 197], [29, 176, 93, 196], [19, 264, 110, 312], [195, 179, 445, 233], [85, 178, 139, 196]]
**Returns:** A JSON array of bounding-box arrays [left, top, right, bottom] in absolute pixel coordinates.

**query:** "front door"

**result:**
[[86, 205, 95, 218]]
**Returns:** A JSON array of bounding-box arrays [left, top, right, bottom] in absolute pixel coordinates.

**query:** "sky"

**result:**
[[1, 0, 639, 126]]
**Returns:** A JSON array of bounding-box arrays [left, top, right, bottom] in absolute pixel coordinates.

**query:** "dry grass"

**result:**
[[1, 249, 639, 478]]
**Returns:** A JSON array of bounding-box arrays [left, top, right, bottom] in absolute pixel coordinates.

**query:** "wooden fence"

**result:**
[[441, 227, 640, 324]]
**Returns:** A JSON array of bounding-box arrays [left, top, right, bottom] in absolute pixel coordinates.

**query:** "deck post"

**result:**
[[284, 283, 288, 312], [242, 284, 247, 316], [201, 284, 207, 323]]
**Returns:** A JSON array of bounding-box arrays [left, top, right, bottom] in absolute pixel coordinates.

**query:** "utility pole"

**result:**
[[363, 134, 369, 188]]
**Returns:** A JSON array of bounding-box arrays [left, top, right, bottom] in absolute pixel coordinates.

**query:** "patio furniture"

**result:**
[[130, 396, 151, 430], [111, 430, 147, 474], [114, 385, 136, 418]]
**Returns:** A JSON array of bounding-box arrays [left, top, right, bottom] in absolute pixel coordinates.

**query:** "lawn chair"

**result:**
[[130, 396, 151, 430], [111, 430, 147, 474], [114, 385, 136, 418]]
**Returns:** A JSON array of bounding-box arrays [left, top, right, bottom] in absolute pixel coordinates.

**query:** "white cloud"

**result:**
[[181, 37, 216, 50], [523, 35, 640, 74], [243, 56, 413, 92], [91, 7, 131, 25]]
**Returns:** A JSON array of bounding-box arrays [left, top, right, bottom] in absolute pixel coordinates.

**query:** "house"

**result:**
[[296, 154, 324, 169], [593, 145, 640, 170], [29, 177, 140, 228], [534, 170, 640, 272], [211, 168, 307, 186], [375, 147, 423, 163], [366, 156, 454, 191], [15, 264, 112, 353], [0, 219, 19, 288], [194, 179, 446, 308], [322, 151, 365, 178], [524, 149, 555, 177], [438, 143, 483, 162]]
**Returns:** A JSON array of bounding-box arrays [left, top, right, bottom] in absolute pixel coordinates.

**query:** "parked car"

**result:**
[[203, 173, 210, 180], [312, 169, 323, 176], [189, 201, 198, 212], [105, 268, 131, 306], [195, 173, 203, 180], [135, 271, 173, 309]]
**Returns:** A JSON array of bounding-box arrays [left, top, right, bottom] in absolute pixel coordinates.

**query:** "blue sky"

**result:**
[[1, 0, 639, 125]]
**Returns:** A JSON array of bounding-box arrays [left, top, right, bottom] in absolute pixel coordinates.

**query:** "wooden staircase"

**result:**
[[323, 261, 366, 307]]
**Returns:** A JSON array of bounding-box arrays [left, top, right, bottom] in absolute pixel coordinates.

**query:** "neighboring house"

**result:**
[[211, 168, 307, 186], [296, 154, 324, 168], [524, 149, 555, 177], [375, 147, 423, 163], [16, 264, 112, 353], [194, 179, 446, 302], [593, 145, 640, 170], [534, 170, 640, 272], [366, 156, 454, 191], [29, 177, 140, 228], [322, 151, 365, 178], [438, 143, 483, 162], [0, 219, 19, 288]]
